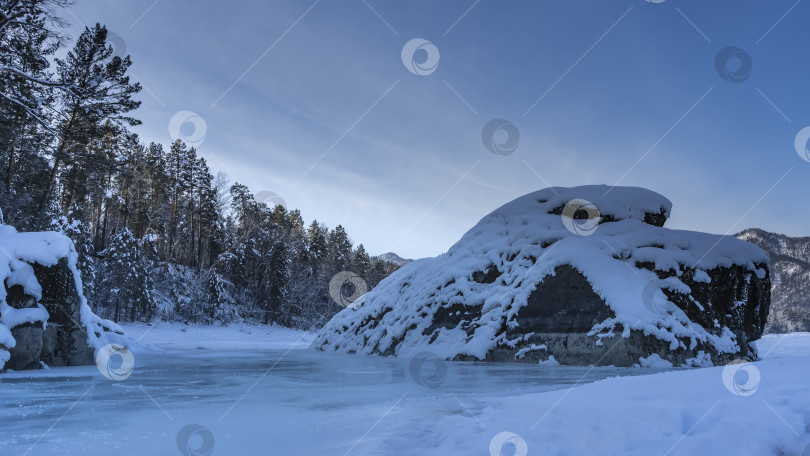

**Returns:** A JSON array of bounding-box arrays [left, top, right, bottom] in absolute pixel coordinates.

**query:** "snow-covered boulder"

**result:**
[[0, 224, 124, 371], [312, 186, 771, 367]]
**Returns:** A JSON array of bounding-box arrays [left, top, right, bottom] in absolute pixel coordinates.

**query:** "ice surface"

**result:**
[[1, 325, 807, 455]]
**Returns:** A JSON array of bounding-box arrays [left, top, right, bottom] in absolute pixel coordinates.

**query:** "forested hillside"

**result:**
[[735, 229, 810, 333], [0, 0, 399, 329]]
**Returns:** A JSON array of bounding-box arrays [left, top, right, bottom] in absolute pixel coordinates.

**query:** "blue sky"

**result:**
[[65, 0, 810, 259]]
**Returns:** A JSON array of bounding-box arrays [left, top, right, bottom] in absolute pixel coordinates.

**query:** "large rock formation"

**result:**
[[313, 186, 770, 367], [0, 224, 123, 371]]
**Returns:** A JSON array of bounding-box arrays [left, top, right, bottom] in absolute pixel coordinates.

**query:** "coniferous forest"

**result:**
[[0, 0, 400, 329]]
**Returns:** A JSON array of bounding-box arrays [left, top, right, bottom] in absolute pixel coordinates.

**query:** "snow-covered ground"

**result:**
[[417, 333, 810, 455], [123, 321, 316, 351], [1, 326, 808, 455]]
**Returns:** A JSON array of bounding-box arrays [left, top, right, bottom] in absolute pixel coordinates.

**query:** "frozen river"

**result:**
[[0, 343, 662, 455]]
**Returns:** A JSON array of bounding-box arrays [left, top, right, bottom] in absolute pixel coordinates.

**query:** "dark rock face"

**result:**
[[40, 325, 58, 365], [516, 265, 613, 333], [515, 266, 765, 366], [8, 324, 43, 370], [34, 259, 94, 366], [4, 258, 93, 370], [5, 286, 43, 370], [664, 264, 770, 360], [547, 205, 669, 228], [446, 264, 770, 366]]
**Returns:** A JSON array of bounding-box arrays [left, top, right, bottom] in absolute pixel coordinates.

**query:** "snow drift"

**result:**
[[312, 186, 771, 367], [0, 223, 124, 371]]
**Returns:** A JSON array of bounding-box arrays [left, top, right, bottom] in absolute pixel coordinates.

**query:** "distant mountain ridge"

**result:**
[[735, 228, 810, 333], [375, 252, 412, 266]]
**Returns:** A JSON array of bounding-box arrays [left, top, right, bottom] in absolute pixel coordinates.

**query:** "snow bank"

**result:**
[[0, 223, 124, 370], [313, 186, 769, 364], [120, 322, 315, 352], [755, 332, 810, 358], [398, 340, 810, 456]]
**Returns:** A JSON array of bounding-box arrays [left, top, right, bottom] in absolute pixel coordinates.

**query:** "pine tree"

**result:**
[[267, 238, 289, 324], [166, 139, 190, 260], [0, 1, 64, 228], [368, 260, 388, 288], [99, 228, 155, 322], [0, 0, 69, 128], [60, 123, 123, 218], [328, 225, 352, 272], [229, 182, 262, 239], [192, 155, 217, 267], [38, 23, 141, 220], [205, 269, 228, 323], [306, 220, 328, 274], [353, 244, 371, 279]]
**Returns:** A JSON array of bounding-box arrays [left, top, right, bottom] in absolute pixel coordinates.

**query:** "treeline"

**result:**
[[0, 0, 400, 328]]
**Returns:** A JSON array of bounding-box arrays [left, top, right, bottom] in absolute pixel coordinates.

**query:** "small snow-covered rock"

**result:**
[[312, 186, 770, 367], [0, 224, 125, 371]]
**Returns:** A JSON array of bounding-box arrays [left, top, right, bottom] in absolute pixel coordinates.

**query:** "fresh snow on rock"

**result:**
[[0, 224, 125, 369], [635, 353, 674, 368], [0, 302, 49, 329], [314, 186, 768, 363]]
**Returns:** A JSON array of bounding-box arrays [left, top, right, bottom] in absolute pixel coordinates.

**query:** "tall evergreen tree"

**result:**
[[353, 244, 371, 279], [98, 228, 155, 322], [267, 238, 289, 324], [38, 23, 141, 219], [328, 225, 352, 272], [306, 220, 327, 274], [0, 0, 70, 127]]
